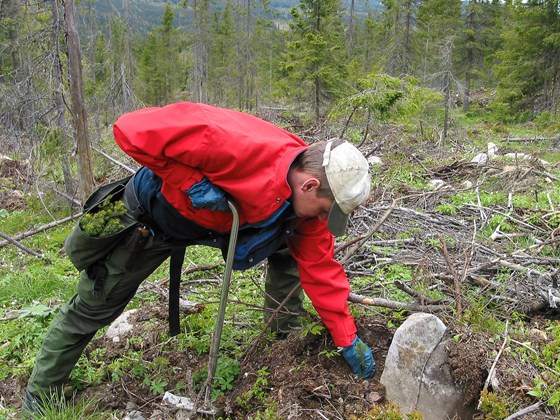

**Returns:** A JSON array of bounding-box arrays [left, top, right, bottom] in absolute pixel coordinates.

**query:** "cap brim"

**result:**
[[328, 202, 349, 237]]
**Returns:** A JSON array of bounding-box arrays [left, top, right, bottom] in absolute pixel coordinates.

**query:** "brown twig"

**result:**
[[477, 320, 509, 410], [439, 235, 463, 316]]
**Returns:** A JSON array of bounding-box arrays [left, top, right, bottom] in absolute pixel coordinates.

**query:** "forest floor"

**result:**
[[1, 303, 553, 419], [1, 124, 560, 419]]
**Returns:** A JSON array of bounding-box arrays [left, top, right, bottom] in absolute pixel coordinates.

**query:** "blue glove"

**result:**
[[186, 177, 229, 211], [340, 335, 376, 379]]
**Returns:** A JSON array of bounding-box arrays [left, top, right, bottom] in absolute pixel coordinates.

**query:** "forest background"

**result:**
[[2, 0, 560, 199], [1, 0, 560, 419]]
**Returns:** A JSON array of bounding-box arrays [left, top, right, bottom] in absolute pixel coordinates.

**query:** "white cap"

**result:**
[[323, 141, 371, 236]]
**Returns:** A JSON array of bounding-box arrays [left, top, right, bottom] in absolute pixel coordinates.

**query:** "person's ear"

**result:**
[[301, 178, 321, 192]]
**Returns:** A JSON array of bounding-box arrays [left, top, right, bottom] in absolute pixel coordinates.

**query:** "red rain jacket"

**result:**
[[113, 102, 357, 346]]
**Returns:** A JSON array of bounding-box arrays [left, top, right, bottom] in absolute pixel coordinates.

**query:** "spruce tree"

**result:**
[[137, 3, 180, 106], [279, 0, 348, 120], [494, 0, 560, 118], [379, 0, 419, 77], [416, 0, 463, 84]]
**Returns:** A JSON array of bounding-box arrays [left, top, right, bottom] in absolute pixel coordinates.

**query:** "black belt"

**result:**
[[123, 174, 186, 337]]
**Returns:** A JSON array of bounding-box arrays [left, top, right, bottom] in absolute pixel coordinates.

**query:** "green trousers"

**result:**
[[264, 247, 305, 332], [27, 231, 303, 396]]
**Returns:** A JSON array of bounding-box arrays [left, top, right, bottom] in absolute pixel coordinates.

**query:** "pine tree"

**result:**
[[137, 3, 180, 106], [379, 0, 419, 76], [279, 0, 348, 120], [494, 0, 560, 118]]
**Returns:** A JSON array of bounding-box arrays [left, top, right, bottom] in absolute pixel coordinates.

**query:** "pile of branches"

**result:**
[[340, 159, 560, 318]]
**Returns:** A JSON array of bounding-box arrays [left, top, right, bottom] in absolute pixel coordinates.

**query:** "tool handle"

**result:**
[[205, 200, 239, 404]]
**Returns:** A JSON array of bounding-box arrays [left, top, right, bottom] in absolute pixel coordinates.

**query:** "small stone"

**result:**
[[126, 401, 138, 411], [124, 410, 145, 420], [149, 409, 163, 419], [367, 392, 382, 403]]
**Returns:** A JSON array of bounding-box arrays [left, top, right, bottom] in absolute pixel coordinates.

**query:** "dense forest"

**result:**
[[2, 0, 560, 199]]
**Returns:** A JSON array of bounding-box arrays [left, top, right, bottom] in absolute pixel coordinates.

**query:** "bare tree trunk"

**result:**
[[463, 1, 476, 112], [348, 0, 355, 56], [193, 0, 209, 103], [442, 41, 453, 144], [62, 0, 94, 201], [50, 0, 75, 203]]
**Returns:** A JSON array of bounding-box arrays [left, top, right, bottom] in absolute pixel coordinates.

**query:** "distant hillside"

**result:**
[[83, 0, 382, 33]]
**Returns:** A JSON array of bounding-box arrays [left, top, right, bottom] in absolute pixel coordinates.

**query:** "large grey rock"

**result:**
[[380, 313, 473, 420]]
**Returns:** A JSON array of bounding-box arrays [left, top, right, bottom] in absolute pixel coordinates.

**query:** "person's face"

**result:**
[[290, 176, 334, 221]]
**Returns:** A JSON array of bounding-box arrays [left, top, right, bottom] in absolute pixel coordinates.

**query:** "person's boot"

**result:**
[[22, 390, 44, 416]]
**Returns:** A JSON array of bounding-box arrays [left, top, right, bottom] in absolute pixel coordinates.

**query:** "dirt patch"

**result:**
[[1, 302, 393, 419], [77, 307, 394, 419], [0, 156, 30, 211], [226, 317, 392, 419]]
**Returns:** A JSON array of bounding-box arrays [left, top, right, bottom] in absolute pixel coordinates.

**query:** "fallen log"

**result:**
[[502, 136, 559, 142]]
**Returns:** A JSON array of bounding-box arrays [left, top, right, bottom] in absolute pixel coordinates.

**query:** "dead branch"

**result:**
[[503, 136, 559, 142], [348, 292, 449, 312], [0, 213, 82, 249], [0, 231, 51, 262], [478, 320, 509, 410], [93, 146, 137, 174], [47, 185, 82, 207], [393, 280, 448, 305], [439, 235, 463, 316], [0, 310, 31, 321], [504, 401, 544, 420], [338, 201, 395, 265]]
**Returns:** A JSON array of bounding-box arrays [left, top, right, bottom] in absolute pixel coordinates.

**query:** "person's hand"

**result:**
[[340, 335, 376, 379], [186, 177, 229, 211]]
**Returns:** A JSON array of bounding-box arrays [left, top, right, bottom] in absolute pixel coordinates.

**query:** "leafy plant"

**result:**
[[79, 196, 127, 238], [319, 349, 340, 359], [214, 356, 240, 396], [435, 203, 458, 215], [527, 322, 560, 410], [147, 377, 168, 395], [236, 366, 271, 410], [479, 389, 510, 419], [0, 316, 51, 380], [299, 322, 325, 338], [193, 356, 240, 399]]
